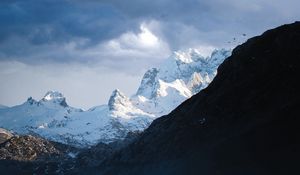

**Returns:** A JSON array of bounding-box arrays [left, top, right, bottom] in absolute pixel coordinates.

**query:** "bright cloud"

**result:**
[[138, 24, 159, 46]]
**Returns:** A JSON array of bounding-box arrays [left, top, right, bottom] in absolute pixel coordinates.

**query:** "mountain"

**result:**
[[0, 49, 230, 147], [132, 48, 231, 116], [0, 91, 150, 147], [97, 22, 300, 175]]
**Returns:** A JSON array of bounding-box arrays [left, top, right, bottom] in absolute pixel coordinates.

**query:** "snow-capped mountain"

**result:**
[[132, 48, 231, 115], [0, 91, 153, 147], [0, 48, 231, 147]]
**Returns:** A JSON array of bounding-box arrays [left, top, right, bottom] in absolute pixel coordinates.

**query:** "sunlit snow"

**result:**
[[0, 48, 231, 147]]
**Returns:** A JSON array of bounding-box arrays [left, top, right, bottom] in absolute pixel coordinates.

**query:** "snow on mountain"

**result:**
[[0, 92, 84, 144], [0, 90, 153, 147], [41, 91, 68, 107], [132, 48, 231, 115], [0, 48, 231, 147]]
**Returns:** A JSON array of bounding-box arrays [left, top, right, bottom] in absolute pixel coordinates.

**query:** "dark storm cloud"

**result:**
[[103, 0, 300, 48], [0, 0, 299, 64], [0, 0, 139, 63], [0, 0, 132, 43]]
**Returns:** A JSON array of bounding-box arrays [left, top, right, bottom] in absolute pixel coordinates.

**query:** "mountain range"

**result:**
[[0, 49, 231, 147], [0, 21, 299, 175]]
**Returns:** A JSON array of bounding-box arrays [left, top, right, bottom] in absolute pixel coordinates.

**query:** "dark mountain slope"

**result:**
[[98, 22, 300, 175]]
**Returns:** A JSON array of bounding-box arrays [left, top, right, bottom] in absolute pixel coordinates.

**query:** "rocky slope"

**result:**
[[0, 128, 82, 174], [96, 22, 300, 175], [0, 135, 60, 161], [0, 49, 230, 147], [0, 128, 139, 174], [0, 128, 80, 161]]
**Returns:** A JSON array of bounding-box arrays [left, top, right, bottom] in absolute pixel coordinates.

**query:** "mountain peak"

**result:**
[[43, 91, 64, 100], [41, 91, 68, 107], [108, 89, 130, 111], [26, 97, 39, 105], [172, 48, 210, 63], [136, 68, 159, 98], [110, 89, 123, 97]]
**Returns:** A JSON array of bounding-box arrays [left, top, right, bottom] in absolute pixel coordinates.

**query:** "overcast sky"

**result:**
[[0, 0, 299, 109]]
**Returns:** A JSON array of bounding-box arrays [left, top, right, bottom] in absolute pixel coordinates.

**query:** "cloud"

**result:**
[[1, 0, 300, 65], [0, 20, 170, 73], [94, 21, 171, 72], [0, 0, 300, 107]]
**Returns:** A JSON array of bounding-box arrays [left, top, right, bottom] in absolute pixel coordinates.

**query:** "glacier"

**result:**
[[0, 48, 231, 147]]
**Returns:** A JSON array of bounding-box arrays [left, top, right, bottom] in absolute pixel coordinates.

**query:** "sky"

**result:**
[[0, 0, 299, 109]]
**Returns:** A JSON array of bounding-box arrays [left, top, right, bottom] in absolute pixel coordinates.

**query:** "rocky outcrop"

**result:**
[[0, 128, 13, 144], [0, 130, 83, 174], [0, 134, 60, 161]]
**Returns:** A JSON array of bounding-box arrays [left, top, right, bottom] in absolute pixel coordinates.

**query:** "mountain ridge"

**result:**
[[0, 48, 231, 147]]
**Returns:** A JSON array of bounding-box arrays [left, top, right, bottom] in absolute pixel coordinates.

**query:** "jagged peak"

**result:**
[[42, 91, 64, 101], [108, 89, 130, 111], [172, 50, 194, 63], [26, 97, 39, 105], [136, 68, 159, 98], [41, 91, 68, 107], [171, 48, 208, 63], [110, 89, 125, 98], [145, 68, 159, 76], [135, 47, 231, 102]]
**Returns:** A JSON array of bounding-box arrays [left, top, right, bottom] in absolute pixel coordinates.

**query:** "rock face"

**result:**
[[97, 22, 300, 175], [42, 91, 68, 107], [0, 135, 60, 161], [0, 131, 81, 174], [0, 128, 13, 144]]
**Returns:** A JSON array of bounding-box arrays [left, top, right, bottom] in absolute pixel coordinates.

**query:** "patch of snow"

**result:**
[[67, 152, 78, 159]]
